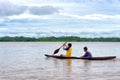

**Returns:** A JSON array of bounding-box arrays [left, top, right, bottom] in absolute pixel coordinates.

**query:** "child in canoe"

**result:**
[[61, 43, 72, 57], [81, 46, 92, 58]]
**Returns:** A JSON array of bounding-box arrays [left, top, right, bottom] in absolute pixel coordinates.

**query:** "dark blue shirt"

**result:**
[[83, 52, 92, 58], [64, 47, 70, 51]]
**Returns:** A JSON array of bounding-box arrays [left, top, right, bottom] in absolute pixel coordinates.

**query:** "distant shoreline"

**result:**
[[0, 36, 120, 42]]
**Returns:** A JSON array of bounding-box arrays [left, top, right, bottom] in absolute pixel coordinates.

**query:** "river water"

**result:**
[[0, 42, 120, 80]]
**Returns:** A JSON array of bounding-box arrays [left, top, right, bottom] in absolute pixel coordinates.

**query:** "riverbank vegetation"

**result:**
[[0, 36, 120, 42]]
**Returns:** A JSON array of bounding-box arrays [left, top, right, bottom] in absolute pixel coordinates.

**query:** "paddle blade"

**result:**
[[53, 48, 60, 54]]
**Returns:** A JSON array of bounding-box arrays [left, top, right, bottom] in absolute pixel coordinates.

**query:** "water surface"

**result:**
[[0, 42, 120, 80]]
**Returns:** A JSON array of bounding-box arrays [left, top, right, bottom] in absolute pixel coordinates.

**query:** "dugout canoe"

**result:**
[[45, 54, 116, 60]]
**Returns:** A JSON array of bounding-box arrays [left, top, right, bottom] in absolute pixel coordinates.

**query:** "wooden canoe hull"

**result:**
[[45, 54, 116, 60]]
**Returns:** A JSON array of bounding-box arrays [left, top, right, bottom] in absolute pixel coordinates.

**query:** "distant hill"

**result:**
[[0, 36, 120, 42]]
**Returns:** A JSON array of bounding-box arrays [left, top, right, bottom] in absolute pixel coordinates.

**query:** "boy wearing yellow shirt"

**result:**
[[63, 43, 72, 57]]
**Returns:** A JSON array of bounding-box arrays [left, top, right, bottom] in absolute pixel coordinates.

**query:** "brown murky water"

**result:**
[[0, 42, 120, 80]]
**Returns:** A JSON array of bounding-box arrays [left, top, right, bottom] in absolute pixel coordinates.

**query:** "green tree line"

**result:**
[[0, 36, 120, 42]]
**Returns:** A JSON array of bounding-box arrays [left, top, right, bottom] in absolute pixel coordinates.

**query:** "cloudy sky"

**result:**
[[0, 0, 120, 38]]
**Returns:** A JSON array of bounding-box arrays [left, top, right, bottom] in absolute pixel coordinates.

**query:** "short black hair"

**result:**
[[68, 43, 72, 47], [84, 46, 87, 51]]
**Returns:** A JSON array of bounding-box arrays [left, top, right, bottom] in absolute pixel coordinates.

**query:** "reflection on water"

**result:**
[[66, 59, 72, 66], [83, 60, 91, 71], [0, 42, 120, 80], [82, 60, 92, 80]]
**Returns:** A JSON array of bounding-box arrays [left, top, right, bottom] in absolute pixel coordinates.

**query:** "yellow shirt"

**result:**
[[66, 48, 72, 57]]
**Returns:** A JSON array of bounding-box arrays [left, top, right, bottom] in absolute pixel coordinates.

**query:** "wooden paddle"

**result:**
[[52, 41, 67, 55]]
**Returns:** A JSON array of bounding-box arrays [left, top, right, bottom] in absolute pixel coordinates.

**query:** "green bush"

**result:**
[[0, 36, 120, 42]]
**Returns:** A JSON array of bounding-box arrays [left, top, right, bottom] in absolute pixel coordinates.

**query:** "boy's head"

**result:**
[[84, 46, 87, 51], [68, 43, 72, 47]]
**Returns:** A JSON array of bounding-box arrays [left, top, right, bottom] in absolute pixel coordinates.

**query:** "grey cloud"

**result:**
[[0, 1, 60, 17], [29, 6, 59, 15], [0, 1, 27, 17]]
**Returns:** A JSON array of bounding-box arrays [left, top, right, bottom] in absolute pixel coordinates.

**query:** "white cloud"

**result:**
[[1, 0, 120, 20], [1, 29, 120, 38], [1, 0, 120, 38], [60, 13, 120, 20]]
